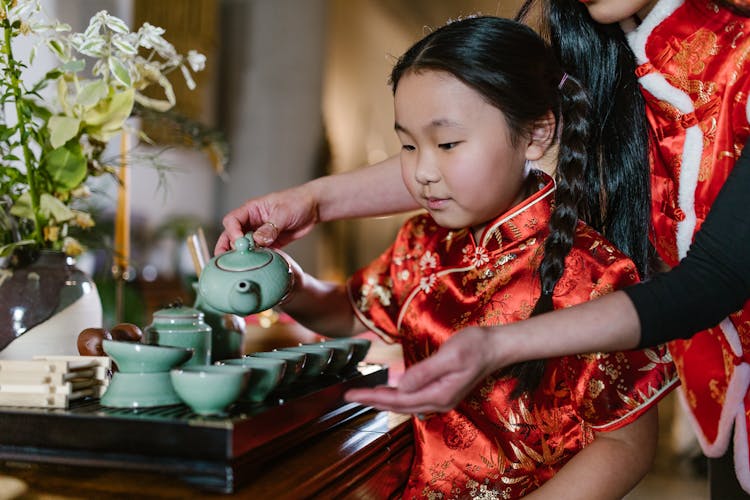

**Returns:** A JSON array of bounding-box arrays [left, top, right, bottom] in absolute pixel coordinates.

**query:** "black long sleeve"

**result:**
[[627, 140, 750, 348]]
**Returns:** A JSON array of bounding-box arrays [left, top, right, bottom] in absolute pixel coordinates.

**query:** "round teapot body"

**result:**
[[144, 306, 212, 366], [197, 233, 293, 316]]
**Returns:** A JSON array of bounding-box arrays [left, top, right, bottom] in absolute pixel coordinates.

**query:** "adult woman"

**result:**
[[217, 0, 750, 493]]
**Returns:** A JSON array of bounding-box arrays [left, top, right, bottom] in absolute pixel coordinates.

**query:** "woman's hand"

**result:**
[[345, 292, 643, 414], [345, 326, 510, 414], [215, 184, 320, 254]]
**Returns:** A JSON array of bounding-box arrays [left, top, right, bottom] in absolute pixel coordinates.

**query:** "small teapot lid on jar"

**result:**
[[149, 303, 208, 329]]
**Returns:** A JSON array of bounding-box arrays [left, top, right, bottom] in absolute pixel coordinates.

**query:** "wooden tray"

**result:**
[[0, 363, 388, 492]]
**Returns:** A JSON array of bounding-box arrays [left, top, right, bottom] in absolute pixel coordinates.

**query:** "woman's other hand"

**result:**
[[345, 326, 507, 414], [345, 291, 644, 414]]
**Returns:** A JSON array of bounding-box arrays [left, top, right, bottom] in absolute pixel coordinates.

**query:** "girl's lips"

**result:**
[[426, 197, 449, 210]]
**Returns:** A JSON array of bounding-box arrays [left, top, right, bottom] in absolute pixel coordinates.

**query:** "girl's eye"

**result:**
[[439, 142, 459, 150], [402, 144, 416, 152]]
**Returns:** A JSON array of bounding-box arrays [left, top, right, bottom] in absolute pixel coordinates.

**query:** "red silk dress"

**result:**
[[348, 172, 678, 498], [627, 0, 750, 487]]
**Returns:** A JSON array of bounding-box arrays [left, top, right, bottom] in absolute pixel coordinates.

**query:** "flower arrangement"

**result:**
[[0, 0, 205, 259]]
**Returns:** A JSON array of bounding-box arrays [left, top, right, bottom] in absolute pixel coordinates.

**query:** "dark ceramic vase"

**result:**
[[0, 250, 102, 359]]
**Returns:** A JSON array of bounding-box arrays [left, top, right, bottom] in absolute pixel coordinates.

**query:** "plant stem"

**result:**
[[3, 21, 43, 246]]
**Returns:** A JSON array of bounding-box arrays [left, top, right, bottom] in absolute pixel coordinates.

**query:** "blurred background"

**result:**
[[33, 0, 518, 325]]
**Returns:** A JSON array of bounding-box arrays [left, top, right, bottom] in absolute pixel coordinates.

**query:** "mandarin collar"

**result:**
[[471, 170, 555, 253]]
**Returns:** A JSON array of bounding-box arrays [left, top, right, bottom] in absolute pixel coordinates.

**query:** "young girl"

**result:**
[[279, 17, 677, 499]]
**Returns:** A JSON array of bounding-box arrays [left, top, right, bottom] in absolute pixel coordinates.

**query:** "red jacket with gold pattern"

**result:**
[[627, 0, 750, 490], [348, 172, 677, 498]]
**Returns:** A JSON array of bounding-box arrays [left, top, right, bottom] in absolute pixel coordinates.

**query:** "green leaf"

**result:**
[[48, 115, 81, 148], [78, 38, 105, 58], [0, 240, 37, 258], [104, 15, 130, 35], [59, 59, 86, 73], [112, 36, 137, 55], [84, 88, 134, 141], [0, 125, 15, 142], [108, 56, 131, 87], [40, 193, 75, 222], [9, 192, 35, 220], [75, 79, 108, 108], [46, 39, 66, 59], [44, 144, 87, 190]]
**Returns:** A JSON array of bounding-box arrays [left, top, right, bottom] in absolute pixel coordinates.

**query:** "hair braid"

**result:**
[[509, 72, 592, 398]]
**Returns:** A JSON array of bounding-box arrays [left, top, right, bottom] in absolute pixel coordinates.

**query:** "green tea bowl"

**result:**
[[280, 345, 334, 379], [301, 342, 353, 376], [170, 364, 251, 415], [103, 339, 193, 373], [218, 356, 286, 403], [318, 338, 371, 371], [249, 351, 305, 388]]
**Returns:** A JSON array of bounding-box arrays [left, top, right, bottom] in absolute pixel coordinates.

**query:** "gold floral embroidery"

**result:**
[[588, 379, 605, 399], [668, 28, 718, 91], [590, 281, 615, 300], [709, 378, 725, 405]]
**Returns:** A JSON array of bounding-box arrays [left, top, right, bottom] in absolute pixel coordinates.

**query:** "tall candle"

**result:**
[[113, 131, 130, 274]]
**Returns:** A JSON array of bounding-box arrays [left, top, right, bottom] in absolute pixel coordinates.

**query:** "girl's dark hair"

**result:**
[[389, 16, 592, 397], [517, 0, 652, 278]]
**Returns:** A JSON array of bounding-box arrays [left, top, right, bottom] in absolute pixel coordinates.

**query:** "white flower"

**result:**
[[187, 50, 207, 72], [462, 246, 489, 268], [419, 274, 437, 293], [419, 251, 437, 270]]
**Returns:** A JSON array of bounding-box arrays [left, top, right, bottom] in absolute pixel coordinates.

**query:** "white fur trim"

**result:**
[[746, 94, 750, 125], [675, 125, 704, 259], [721, 317, 744, 357], [627, 1, 702, 261], [734, 406, 750, 494], [677, 361, 750, 457], [637, 73, 694, 114], [625, 0, 684, 64]]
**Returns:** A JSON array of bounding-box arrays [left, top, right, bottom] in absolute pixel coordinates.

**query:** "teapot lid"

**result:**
[[215, 233, 273, 271]]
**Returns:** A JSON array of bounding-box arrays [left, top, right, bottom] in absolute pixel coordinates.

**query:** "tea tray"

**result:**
[[0, 363, 388, 492]]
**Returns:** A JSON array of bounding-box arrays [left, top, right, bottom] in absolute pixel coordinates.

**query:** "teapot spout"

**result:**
[[228, 280, 261, 315]]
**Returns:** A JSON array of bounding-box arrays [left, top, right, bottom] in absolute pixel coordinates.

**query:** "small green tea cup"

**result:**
[[219, 357, 286, 403], [280, 345, 333, 379], [301, 342, 353, 376], [249, 351, 305, 388], [103, 339, 193, 373], [170, 364, 251, 416]]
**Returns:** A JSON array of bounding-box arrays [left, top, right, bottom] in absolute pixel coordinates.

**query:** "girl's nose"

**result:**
[[414, 157, 440, 185]]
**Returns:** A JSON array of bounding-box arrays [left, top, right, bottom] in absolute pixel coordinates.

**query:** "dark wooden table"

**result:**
[[0, 408, 413, 499]]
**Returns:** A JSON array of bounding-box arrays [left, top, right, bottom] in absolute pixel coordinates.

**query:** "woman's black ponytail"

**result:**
[[517, 0, 652, 279]]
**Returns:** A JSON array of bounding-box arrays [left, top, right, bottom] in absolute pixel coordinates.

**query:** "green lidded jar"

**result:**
[[144, 305, 212, 366]]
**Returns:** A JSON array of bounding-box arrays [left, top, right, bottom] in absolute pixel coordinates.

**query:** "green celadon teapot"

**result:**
[[197, 233, 293, 316]]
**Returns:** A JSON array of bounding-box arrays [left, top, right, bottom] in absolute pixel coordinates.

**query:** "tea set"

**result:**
[[94, 232, 371, 416]]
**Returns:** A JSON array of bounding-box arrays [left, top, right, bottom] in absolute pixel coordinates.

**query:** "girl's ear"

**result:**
[[525, 111, 556, 161]]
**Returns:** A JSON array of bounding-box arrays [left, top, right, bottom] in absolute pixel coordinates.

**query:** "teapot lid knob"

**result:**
[[234, 232, 255, 252]]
